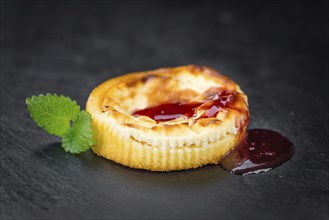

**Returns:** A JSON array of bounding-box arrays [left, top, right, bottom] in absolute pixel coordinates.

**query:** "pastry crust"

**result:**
[[86, 65, 249, 171]]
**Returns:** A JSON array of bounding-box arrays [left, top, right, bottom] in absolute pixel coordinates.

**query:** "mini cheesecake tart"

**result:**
[[86, 65, 249, 171]]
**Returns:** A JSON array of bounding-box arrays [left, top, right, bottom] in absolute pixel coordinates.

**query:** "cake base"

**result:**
[[91, 116, 246, 171]]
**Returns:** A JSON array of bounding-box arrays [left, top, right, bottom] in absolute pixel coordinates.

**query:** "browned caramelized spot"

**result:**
[[130, 135, 152, 147], [102, 105, 109, 113], [124, 123, 138, 129], [133, 89, 239, 123], [129, 135, 205, 149], [189, 65, 221, 77], [198, 119, 222, 127], [141, 74, 169, 83], [125, 79, 139, 88], [125, 74, 170, 88], [144, 76, 199, 106]]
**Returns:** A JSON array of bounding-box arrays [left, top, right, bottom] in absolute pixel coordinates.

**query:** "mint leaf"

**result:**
[[62, 110, 95, 154], [26, 94, 80, 137], [26, 94, 94, 154]]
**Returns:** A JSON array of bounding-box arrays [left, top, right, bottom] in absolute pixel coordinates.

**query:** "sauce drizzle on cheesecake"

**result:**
[[132, 90, 237, 122], [132, 87, 294, 176], [219, 129, 294, 175]]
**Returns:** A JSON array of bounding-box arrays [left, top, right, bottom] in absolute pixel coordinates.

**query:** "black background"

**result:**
[[1, 1, 328, 219]]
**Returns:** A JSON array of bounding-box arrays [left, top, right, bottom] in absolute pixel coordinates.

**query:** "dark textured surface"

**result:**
[[1, 1, 328, 219]]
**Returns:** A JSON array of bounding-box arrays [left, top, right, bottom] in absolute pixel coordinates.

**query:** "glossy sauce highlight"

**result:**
[[219, 129, 294, 175], [133, 90, 236, 122]]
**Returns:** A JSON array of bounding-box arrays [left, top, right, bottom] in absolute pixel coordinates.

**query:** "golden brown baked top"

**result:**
[[86, 65, 249, 149]]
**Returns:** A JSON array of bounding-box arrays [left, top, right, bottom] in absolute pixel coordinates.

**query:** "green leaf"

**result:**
[[26, 93, 94, 154], [62, 110, 95, 154], [26, 93, 80, 137]]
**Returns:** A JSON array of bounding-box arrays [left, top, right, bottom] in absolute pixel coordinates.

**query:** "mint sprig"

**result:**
[[26, 94, 95, 154], [62, 110, 94, 154]]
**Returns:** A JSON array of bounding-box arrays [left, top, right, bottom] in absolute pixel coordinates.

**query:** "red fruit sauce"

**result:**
[[219, 129, 294, 175], [132, 90, 294, 175], [133, 90, 236, 122]]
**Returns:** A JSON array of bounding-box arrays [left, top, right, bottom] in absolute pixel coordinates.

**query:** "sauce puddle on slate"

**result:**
[[219, 129, 294, 175]]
